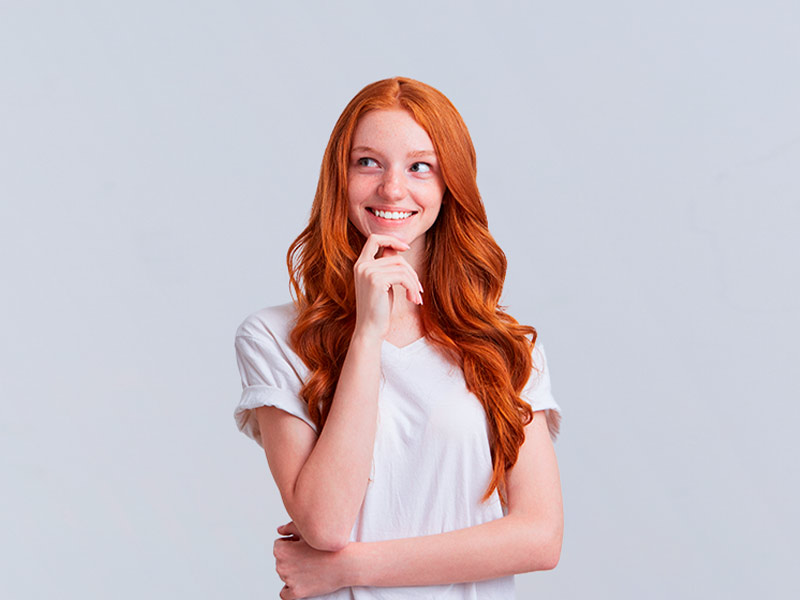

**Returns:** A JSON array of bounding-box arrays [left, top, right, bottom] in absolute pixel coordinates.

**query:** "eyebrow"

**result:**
[[350, 146, 436, 159]]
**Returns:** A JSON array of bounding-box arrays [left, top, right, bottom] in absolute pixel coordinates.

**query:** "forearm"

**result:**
[[291, 333, 382, 549], [341, 513, 562, 587]]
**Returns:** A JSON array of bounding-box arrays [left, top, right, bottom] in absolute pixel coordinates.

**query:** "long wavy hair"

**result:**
[[287, 76, 557, 507]]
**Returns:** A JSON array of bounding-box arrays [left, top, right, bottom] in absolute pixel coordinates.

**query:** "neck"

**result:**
[[387, 287, 425, 345], [403, 237, 427, 278]]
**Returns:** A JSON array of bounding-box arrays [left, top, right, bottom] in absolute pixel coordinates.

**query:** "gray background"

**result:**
[[1, 1, 798, 598]]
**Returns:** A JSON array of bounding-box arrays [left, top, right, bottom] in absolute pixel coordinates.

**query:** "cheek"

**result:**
[[346, 189, 369, 234], [346, 192, 357, 216], [425, 188, 445, 213], [425, 195, 445, 228], [347, 177, 369, 207], [346, 181, 360, 215], [421, 177, 445, 210], [346, 200, 362, 232]]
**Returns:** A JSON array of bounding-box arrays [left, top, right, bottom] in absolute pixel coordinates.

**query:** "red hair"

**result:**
[[287, 77, 557, 507]]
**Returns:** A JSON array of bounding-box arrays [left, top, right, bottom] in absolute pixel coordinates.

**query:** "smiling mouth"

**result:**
[[367, 208, 418, 220]]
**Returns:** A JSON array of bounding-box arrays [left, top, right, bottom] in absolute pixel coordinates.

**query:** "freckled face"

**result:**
[[347, 109, 446, 254]]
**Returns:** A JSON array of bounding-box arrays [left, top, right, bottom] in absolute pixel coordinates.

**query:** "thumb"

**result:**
[[277, 521, 298, 536]]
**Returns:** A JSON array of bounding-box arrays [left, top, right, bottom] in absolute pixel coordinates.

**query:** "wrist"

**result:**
[[337, 542, 369, 588], [350, 328, 385, 351]]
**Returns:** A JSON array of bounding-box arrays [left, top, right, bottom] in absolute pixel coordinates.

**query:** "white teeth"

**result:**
[[372, 209, 413, 220]]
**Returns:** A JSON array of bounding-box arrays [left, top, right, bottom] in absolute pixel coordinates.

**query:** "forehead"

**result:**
[[351, 109, 435, 151]]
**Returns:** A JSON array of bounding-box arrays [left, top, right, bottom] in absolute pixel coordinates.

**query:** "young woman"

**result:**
[[234, 77, 563, 599]]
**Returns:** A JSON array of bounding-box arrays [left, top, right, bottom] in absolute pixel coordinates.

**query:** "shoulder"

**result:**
[[523, 339, 563, 442], [235, 302, 298, 343], [234, 302, 307, 378], [232, 302, 316, 441], [531, 340, 550, 379]]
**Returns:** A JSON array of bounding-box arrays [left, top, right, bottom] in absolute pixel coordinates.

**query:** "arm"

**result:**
[[273, 409, 563, 596], [256, 331, 381, 552], [258, 234, 423, 552], [349, 408, 563, 584]]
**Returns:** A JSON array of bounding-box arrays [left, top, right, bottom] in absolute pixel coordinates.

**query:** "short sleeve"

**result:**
[[520, 341, 562, 442], [234, 329, 318, 446]]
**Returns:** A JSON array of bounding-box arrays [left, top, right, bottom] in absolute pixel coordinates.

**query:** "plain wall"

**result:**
[[1, 1, 798, 598]]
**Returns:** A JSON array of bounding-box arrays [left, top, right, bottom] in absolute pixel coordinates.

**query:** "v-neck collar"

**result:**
[[381, 335, 428, 356]]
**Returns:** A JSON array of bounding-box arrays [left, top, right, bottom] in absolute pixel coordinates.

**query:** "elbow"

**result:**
[[540, 527, 563, 571], [306, 532, 350, 552], [538, 538, 562, 571], [526, 522, 562, 572], [285, 495, 353, 552], [297, 520, 352, 552]]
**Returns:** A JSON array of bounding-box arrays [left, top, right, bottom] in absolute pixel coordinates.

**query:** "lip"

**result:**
[[366, 209, 417, 230], [367, 206, 419, 214], [366, 207, 418, 224]]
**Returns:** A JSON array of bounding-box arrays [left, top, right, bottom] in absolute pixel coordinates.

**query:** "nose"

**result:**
[[378, 167, 406, 201]]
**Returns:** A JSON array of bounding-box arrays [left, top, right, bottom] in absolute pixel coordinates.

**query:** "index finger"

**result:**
[[358, 233, 410, 262]]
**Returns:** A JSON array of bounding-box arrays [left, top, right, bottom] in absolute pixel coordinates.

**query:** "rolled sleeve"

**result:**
[[234, 332, 317, 446], [521, 341, 562, 441]]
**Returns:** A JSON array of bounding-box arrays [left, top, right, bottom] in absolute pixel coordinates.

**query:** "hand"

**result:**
[[274, 521, 351, 599], [352, 233, 424, 341]]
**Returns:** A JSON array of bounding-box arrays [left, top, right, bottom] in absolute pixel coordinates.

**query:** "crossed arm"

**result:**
[[313, 407, 562, 589], [257, 350, 563, 597], [255, 235, 563, 598]]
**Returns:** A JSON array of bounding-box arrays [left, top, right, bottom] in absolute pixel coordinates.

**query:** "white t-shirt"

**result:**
[[234, 303, 562, 599]]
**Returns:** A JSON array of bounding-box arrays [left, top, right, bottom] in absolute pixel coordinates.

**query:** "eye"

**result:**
[[356, 157, 378, 167], [409, 162, 432, 173]]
